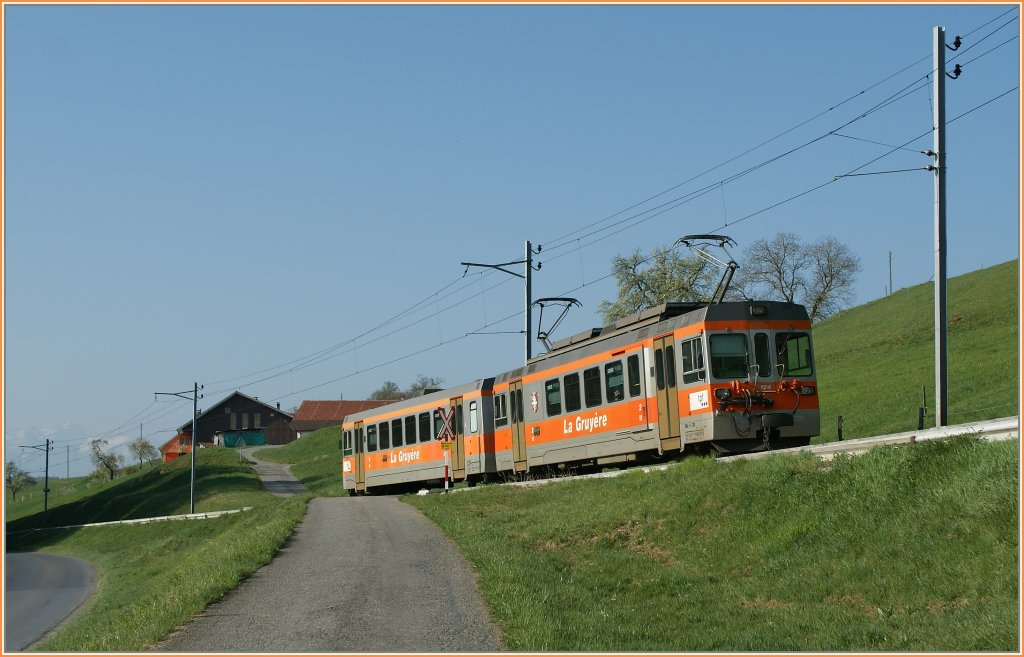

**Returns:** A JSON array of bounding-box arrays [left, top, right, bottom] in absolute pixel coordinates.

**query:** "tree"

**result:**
[[370, 375, 446, 401], [5, 461, 35, 501], [597, 246, 716, 324], [89, 438, 123, 481], [730, 232, 861, 322], [127, 437, 159, 468]]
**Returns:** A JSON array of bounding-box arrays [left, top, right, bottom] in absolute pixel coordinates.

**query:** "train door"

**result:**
[[653, 334, 681, 452], [449, 396, 466, 479], [354, 421, 366, 492], [509, 380, 527, 472]]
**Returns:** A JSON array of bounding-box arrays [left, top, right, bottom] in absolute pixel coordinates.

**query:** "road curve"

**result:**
[[242, 446, 310, 497], [4, 552, 96, 651], [152, 496, 503, 652]]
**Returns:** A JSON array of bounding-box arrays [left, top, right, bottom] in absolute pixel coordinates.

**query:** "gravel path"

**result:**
[[241, 446, 310, 497]]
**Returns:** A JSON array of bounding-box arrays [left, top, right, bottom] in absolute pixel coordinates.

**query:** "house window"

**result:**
[[230, 413, 238, 431], [254, 413, 262, 428], [241, 413, 249, 430]]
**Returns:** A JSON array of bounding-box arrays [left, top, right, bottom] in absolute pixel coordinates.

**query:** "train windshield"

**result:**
[[776, 332, 814, 377], [709, 334, 749, 378]]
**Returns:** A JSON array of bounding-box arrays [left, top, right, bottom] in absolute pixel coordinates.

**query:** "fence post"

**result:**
[[917, 406, 925, 431], [837, 415, 844, 441]]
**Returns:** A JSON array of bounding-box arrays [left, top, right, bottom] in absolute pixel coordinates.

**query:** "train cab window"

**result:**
[[494, 393, 508, 427], [605, 361, 624, 402], [545, 379, 562, 416], [776, 332, 814, 377], [681, 336, 706, 384], [710, 333, 750, 379], [754, 333, 772, 379], [564, 373, 581, 413], [405, 416, 417, 444], [379, 422, 390, 450], [367, 425, 378, 452], [392, 419, 403, 447], [469, 401, 479, 433], [418, 412, 431, 443], [627, 354, 641, 397], [583, 367, 602, 407], [342, 430, 352, 456]]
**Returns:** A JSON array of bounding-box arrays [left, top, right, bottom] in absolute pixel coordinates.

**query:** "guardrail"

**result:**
[[7, 507, 254, 534]]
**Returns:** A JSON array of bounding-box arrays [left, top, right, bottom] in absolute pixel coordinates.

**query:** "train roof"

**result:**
[[493, 300, 809, 384]]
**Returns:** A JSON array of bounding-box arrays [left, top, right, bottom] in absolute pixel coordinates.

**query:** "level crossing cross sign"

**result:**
[[436, 406, 456, 442]]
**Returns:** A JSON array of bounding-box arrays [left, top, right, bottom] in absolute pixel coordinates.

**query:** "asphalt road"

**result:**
[[152, 496, 503, 652], [4, 552, 96, 651], [241, 446, 310, 497]]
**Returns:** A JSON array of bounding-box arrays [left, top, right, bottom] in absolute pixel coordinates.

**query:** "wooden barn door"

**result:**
[[653, 335, 681, 452]]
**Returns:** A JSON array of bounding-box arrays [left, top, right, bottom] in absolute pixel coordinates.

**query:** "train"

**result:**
[[341, 298, 820, 495]]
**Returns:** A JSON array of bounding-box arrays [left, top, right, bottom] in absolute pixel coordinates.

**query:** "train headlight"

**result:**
[[800, 386, 816, 395], [714, 388, 731, 401]]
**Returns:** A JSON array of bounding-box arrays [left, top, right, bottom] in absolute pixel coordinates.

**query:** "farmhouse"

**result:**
[[176, 391, 296, 448]]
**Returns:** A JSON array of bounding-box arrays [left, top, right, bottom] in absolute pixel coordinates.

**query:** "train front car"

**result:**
[[341, 379, 495, 495], [493, 300, 819, 474], [685, 300, 820, 454]]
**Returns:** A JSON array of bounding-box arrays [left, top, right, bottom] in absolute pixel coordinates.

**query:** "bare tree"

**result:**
[[370, 381, 403, 400], [731, 233, 860, 321], [127, 437, 159, 468], [89, 438, 124, 481], [370, 375, 446, 401], [598, 247, 716, 324], [5, 461, 35, 501]]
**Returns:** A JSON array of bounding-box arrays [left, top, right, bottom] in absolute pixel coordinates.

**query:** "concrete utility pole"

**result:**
[[933, 26, 950, 428], [461, 240, 541, 364]]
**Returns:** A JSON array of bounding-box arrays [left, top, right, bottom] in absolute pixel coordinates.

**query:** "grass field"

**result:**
[[6, 462, 160, 523], [814, 259, 1018, 442], [7, 448, 309, 651], [408, 436, 1018, 651]]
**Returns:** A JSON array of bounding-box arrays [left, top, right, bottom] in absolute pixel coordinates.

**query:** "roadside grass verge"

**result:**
[[6, 461, 161, 523], [254, 426, 345, 497], [7, 448, 311, 651], [814, 259, 1018, 442], [407, 436, 1018, 651]]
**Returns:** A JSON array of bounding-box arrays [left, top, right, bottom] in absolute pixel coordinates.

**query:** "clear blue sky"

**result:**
[[4, 3, 1019, 478]]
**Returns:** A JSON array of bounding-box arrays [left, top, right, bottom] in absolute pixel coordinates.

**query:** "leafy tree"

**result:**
[[598, 247, 716, 324], [5, 461, 35, 501], [127, 437, 159, 468], [89, 438, 123, 481], [730, 232, 861, 321]]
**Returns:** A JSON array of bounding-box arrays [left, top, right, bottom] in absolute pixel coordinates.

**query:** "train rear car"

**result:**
[[341, 379, 495, 494]]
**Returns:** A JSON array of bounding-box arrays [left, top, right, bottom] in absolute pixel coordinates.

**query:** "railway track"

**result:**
[[449, 415, 1019, 491]]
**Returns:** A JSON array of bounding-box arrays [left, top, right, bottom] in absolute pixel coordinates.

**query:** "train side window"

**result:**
[[655, 348, 665, 390], [545, 379, 562, 416], [627, 354, 641, 397], [494, 393, 508, 427], [605, 361, 624, 402], [379, 422, 390, 450], [710, 333, 750, 378], [564, 373, 581, 413], [418, 412, 431, 443], [392, 419, 403, 447], [405, 415, 417, 444], [754, 333, 772, 378], [583, 367, 602, 407], [433, 410, 442, 440], [367, 425, 378, 452], [681, 336, 706, 384], [664, 346, 677, 388], [469, 401, 479, 433], [776, 332, 814, 376]]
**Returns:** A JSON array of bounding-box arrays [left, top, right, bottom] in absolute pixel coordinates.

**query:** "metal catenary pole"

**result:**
[[155, 383, 203, 514], [933, 26, 949, 428]]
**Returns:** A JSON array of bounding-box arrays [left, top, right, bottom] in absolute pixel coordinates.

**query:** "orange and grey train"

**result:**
[[342, 300, 819, 495]]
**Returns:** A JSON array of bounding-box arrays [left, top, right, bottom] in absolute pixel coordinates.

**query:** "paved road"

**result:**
[[242, 446, 310, 497], [4, 552, 96, 651], [153, 496, 503, 652]]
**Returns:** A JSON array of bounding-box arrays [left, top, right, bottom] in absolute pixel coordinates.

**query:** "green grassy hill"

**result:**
[[814, 259, 1018, 441], [253, 426, 344, 497]]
